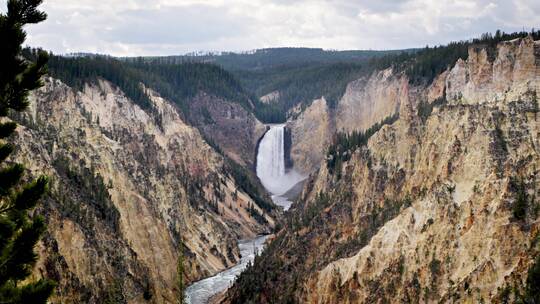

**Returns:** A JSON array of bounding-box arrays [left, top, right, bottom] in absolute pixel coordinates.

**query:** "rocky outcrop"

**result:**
[[287, 68, 406, 175], [260, 91, 280, 104], [13, 78, 276, 303], [224, 37, 540, 303], [288, 98, 333, 174], [336, 68, 405, 133], [446, 37, 540, 106], [189, 92, 267, 169]]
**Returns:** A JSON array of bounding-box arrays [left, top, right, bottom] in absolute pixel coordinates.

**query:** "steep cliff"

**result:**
[[288, 98, 333, 174], [188, 92, 267, 169], [11, 77, 276, 303], [225, 37, 540, 303], [336, 68, 406, 133], [288, 67, 405, 175]]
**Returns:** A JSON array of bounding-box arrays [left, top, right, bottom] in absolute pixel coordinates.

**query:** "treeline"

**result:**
[[125, 47, 400, 71], [44, 52, 155, 111], [127, 61, 255, 115], [327, 113, 399, 175], [370, 29, 540, 85], [26, 50, 269, 121], [213, 48, 399, 71]]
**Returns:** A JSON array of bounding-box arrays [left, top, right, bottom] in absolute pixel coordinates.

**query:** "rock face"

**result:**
[[446, 37, 540, 106], [336, 68, 406, 133], [224, 37, 540, 303], [189, 92, 267, 169], [288, 69, 406, 175], [288, 98, 333, 174], [12, 78, 276, 303], [260, 91, 280, 104]]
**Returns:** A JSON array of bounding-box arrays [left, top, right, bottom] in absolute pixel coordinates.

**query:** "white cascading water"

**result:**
[[256, 124, 304, 208], [257, 125, 285, 186]]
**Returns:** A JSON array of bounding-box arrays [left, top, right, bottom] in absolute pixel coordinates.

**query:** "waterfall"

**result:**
[[258, 125, 285, 179], [256, 124, 303, 198]]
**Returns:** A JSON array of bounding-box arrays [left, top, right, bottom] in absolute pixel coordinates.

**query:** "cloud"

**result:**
[[1, 0, 539, 56], [107, 5, 253, 45]]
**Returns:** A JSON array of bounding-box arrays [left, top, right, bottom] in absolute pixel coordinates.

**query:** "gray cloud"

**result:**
[[107, 5, 253, 45], [1, 0, 538, 56]]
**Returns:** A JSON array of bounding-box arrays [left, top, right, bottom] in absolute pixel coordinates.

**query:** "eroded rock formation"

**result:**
[[13, 78, 276, 303]]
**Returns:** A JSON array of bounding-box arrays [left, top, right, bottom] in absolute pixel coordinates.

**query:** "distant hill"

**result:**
[[122, 47, 411, 71]]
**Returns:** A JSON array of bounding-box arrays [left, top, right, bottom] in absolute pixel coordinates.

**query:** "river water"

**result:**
[[185, 124, 303, 303], [184, 236, 268, 304]]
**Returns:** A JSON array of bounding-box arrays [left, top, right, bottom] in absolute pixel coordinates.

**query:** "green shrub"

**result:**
[[525, 255, 540, 303], [510, 178, 529, 221]]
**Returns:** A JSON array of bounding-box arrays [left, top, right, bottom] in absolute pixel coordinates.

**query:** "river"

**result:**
[[184, 235, 268, 304], [185, 124, 303, 303]]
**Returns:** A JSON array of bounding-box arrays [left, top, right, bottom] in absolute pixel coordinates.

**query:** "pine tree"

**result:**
[[177, 243, 186, 304], [0, 0, 55, 302], [525, 255, 540, 303]]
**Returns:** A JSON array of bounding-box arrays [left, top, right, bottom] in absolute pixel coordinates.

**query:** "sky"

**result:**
[[2, 0, 539, 56]]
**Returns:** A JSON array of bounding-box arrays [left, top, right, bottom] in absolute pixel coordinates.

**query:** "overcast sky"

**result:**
[[2, 0, 539, 56]]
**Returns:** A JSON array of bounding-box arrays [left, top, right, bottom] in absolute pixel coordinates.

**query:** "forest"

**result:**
[[122, 47, 403, 71], [122, 48, 400, 122], [235, 62, 370, 112], [27, 51, 288, 123], [40, 53, 258, 118], [230, 29, 540, 122]]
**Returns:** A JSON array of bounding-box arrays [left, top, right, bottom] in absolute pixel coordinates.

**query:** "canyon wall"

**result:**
[[12, 78, 276, 303], [189, 92, 267, 169], [225, 36, 540, 304], [288, 98, 333, 174], [288, 68, 406, 175], [336, 68, 406, 133]]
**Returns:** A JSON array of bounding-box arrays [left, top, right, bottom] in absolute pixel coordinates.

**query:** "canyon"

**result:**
[[4, 1, 540, 303], [6, 34, 539, 304]]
